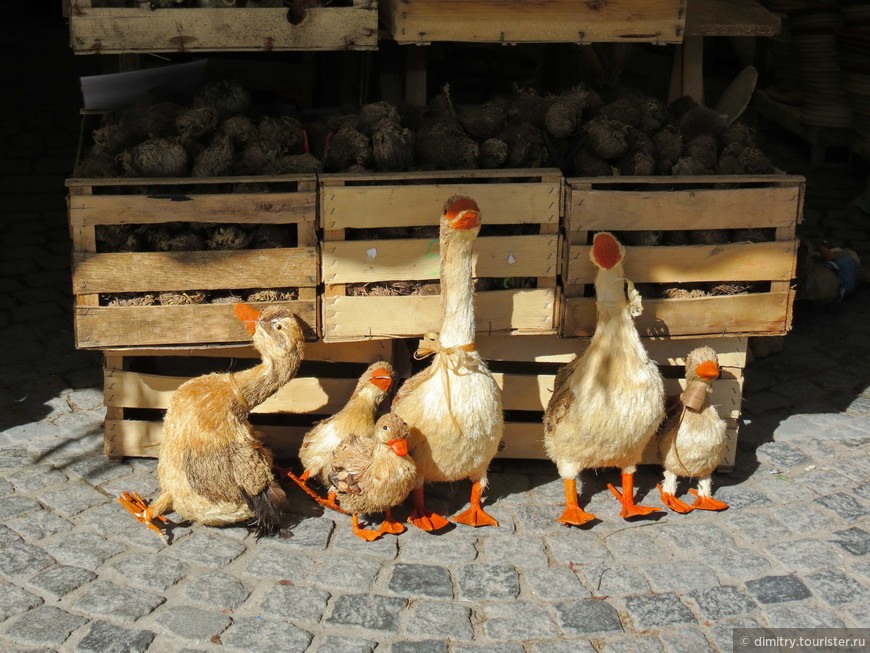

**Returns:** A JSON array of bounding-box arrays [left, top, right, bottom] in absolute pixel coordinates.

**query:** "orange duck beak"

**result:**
[[387, 438, 409, 457], [370, 367, 393, 392], [592, 232, 622, 270], [234, 303, 261, 336], [446, 197, 480, 230], [695, 360, 720, 381]]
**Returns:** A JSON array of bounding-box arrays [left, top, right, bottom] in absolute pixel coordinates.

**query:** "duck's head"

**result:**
[[441, 196, 481, 235], [686, 345, 720, 383], [373, 412, 410, 457], [355, 360, 396, 398], [234, 303, 304, 353], [590, 231, 624, 271]]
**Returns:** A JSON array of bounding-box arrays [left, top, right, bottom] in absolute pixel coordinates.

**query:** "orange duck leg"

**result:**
[[377, 508, 406, 536], [557, 478, 597, 526], [118, 491, 169, 536], [352, 514, 382, 541], [689, 488, 729, 511], [657, 484, 694, 513], [453, 480, 498, 527], [407, 487, 451, 531], [284, 468, 349, 514], [608, 472, 663, 519]]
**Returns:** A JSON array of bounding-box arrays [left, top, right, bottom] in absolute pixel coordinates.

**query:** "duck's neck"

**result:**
[[592, 265, 643, 353], [233, 346, 302, 410], [439, 231, 476, 348]]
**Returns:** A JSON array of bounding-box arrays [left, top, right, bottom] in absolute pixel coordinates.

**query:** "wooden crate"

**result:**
[[319, 169, 563, 342], [102, 339, 396, 460], [561, 175, 804, 339], [380, 0, 686, 45], [67, 0, 378, 54], [477, 334, 745, 471], [67, 174, 319, 348]]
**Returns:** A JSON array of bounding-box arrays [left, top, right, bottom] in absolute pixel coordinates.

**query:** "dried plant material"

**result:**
[[666, 95, 701, 122], [739, 147, 780, 174], [74, 150, 120, 178], [251, 224, 292, 249], [324, 127, 371, 172], [121, 138, 190, 177], [209, 292, 244, 304], [653, 126, 683, 174], [92, 122, 137, 155], [684, 134, 719, 170], [500, 122, 547, 168], [327, 111, 360, 132], [158, 291, 207, 305], [168, 232, 205, 251], [246, 288, 298, 302], [671, 156, 713, 176], [675, 105, 728, 142], [417, 120, 479, 170], [507, 87, 550, 127], [618, 151, 655, 176], [206, 225, 252, 250], [142, 101, 184, 138], [721, 121, 755, 149], [600, 93, 645, 129], [585, 117, 630, 161], [105, 293, 157, 307], [222, 115, 258, 148], [661, 285, 708, 299], [176, 106, 219, 141], [731, 228, 774, 243], [458, 99, 508, 140], [707, 282, 754, 295], [690, 229, 729, 245], [268, 153, 323, 174], [96, 224, 133, 252], [716, 142, 745, 175], [347, 280, 440, 296], [238, 139, 282, 175], [194, 80, 252, 121], [258, 115, 305, 155], [192, 134, 235, 177], [573, 148, 614, 177], [639, 95, 667, 134], [479, 138, 508, 169], [357, 101, 401, 135], [372, 122, 415, 172]]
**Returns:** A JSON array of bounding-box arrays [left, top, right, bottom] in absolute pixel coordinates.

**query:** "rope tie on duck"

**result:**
[[413, 333, 478, 430], [596, 278, 643, 317]]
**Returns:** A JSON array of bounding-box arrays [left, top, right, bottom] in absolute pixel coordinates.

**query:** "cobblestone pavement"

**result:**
[[1, 7, 869, 653]]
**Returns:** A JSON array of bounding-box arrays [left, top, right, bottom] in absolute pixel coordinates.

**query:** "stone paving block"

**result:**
[[765, 539, 838, 572], [73, 580, 166, 623], [642, 561, 720, 592], [326, 593, 407, 633], [398, 531, 478, 564], [0, 479, 11, 497], [579, 564, 650, 596], [529, 639, 597, 653], [727, 510, 790, 542], [388, 640, 448, 653], [625, 594, 696, 629], [308, 554, 382, 592], [1, 421, 63, 445], [0, 582, 43, 621], [486, 471, 532, 507], [480, 533, 549, 567], [220, 616, 313, 652], [750, 474, 819, 503], [452, 644, 526, 653], [154, 605, 232, 643], [27, 565, 96, 599], [482, 600, 560, 640], [6, 509, 72, 541], [244, 545, 315, 582], [554, 598, 622, 636], [41, 532, 126, 570], [0, 542, 55, 577], [703, 546, 772, 581], [315, 636, 376, 653], [775, 503, 841, 535], [601, 528, 668, 562], [185, 571, 250, 611], [522, 566, 591, 600], [708, 485, 772, 510], [279, 516, 334, 550], [6, 465, 67, 492], [259, 583, 330, 623], [545, 533, 613, 566], [601, 635, 665, 652], [75, 619, 155, 653], [403, 601, 473, 641], [388, 563, 453, 599], [755, 442, 813, 468], [793, 468, 856, 494], [66, 387, 103, 412], [327, 522, 400, 559], [509, 504, 557, 533], [63, 454, 132, 486], [845, 602, 870, 628], [688, 585, 759, 620], [0, 524, 22, 548], [763, 604, 846, 628], [0, 496, 42, 521], [815, 492, 869, 522], [706, 616, 762, 653], [456, 564, 520, 601], [804, 569, 870, 606], [100, 472, 161, 500], [2, 605, 87, 647], [830, 527, 870, 555], [855, 481, 870, 501], [169, 531, 246, 569], [658, 627, 715, 653], [36, 482, 108, 516], [745, 574, 811, 604]]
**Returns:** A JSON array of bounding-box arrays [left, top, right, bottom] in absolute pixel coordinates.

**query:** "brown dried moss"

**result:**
[[191, 133, 235, 177], [194, 80, 252, 121], [500, 122, 547, 168], [206, 225, 252, 250], [221, 115, 258, 148], [357, 101, 401, 135], [372, 122, 415, 172], [478, 138, 508, 169], [458, 99, 508, 140], [324, 127, 371, 172], [585, 117, 630, 161], [176, 106, 219, 141], [417, 119, 478, 170], [246, 288, 298, 302], [158, 291, 207, 305], [122, 138, 190, 177]]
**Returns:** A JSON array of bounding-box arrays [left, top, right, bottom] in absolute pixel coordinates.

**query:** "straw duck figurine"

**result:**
[[328, 412, 416, 540], [392, 196, 504, 531], [657, 345, 729, 512], [119, 303, 305, 538], [543, 231, 665, 525]]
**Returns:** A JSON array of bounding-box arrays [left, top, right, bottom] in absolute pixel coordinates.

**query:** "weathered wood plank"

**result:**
[[566, 241, 797, 284], [323, 235, 559, 283], [73, 248, 318, 294]]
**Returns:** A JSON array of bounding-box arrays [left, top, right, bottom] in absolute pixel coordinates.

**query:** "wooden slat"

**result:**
[[67, 173, 316, 188], [322, 289, 556, 340], [68, 192, 316, 228], [567, 183, 803, 231], [73, 248, 317, 293], [75, 300, 317, 348], [382, 0, 685, 44], [562, 293, 792, 338], [323, 234, 559, 283], [69, 3, 378, 53], [103, 339, 393, 362], [321, 181, 561, 230], [565, 241, 797, 284]]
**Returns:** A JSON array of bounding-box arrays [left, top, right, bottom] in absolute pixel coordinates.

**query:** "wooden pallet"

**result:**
[[561, 174, 804, 339], [67, 174, 319, 348], [67, 0, 378, 54], [380, 0, 686, 45], [102, 339, 396, 460], [319, 169, 563, 342]]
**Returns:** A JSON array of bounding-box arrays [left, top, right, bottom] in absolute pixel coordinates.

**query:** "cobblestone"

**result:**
[[326, 594, 407, 633], [41, 531, 126, 569], [0, 542, 55, 577], [624, 594, 697, 629], [642, 561, 720, 592], [185, 571, 250, 610], [804, 569, 870, 606], [259, 583, 330, 623], [554, 598, 622, 636], [522, 566, 590, 600], [688, 585, 759, 620], [73, 580, 166, 622], [389, 641, 448, 653], [745, 574, 812, 604], [154, 605, 232, 643], [404, 601, 473, 640], [35, 481, 108, 516], [457, 564, 520, 601], [221, 617, 313, 652], [0, 582, 43, 621], [814, 492, 869, 521], [169, 531, 247, 569], [75, 620, 156, 653], [27, 564, 96, 599], [830, 527, 870, 555], [389, 563, 453, 598], [315, 636, 376, 653]]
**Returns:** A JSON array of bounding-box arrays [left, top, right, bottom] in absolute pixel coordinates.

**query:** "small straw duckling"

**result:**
[[657, 346, 729, 512], [328, 413, 416, 541]]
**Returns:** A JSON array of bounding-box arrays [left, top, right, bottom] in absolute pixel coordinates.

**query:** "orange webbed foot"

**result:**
[[352, 514, 383, 541], [118, 491, 167, 535], [453, 505, 499, 528], [407, 509, 451, 532], [377, 510, 407, 536], [608, 483, 663, 519], [557, 505, 597, 527], [285, 470, 349, 514], [657, 484, 694, 513], [688, 489, 729, 511]]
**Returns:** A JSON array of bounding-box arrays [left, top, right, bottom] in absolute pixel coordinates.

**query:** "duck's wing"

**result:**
[[183, 433, 273, 503], [328, 434, 376, 496], [543, 358, 579, 435], [391, 365, 435, 409]]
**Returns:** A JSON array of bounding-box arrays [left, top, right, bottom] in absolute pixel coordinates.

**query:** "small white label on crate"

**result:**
[[507, 254, 516, 264], [366, 248, 377, 259]]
